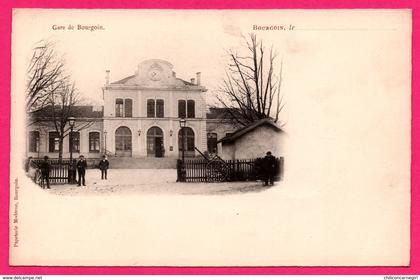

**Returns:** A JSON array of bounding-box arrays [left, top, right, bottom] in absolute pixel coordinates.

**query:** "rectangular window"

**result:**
[[69, 132, 80, 153], [187, 100, 195, 118], [124, 99, 133, 117], [178, 100, 186, 118], [207, 133, 218, 154], [89, 132, 100, 152], [49, 131, 60, 152], [147, 99, 155, 117], [115, 98, 123, 117], [29, 131, 40, 153], [156, 99, 164, 118]]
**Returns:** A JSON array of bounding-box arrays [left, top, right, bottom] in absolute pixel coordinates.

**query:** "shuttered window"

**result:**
[[156, 99, 164, 118], [178, 100, 186, 118], [187, 100, 195, 118], [124, 99, 133, 117], [147, 99, 155, 117]]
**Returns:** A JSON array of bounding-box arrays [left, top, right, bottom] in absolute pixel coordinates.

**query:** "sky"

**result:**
[[12, 8, 411, 130], [12, 9, 299, 107]]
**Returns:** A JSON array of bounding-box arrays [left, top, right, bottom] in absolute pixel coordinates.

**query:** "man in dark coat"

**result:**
[[98, 155, 109, 180], [25, 156, 32, 173], [76, 155, 87, 186], [263, 151, 276, 186], [39, 156, 51, 189]]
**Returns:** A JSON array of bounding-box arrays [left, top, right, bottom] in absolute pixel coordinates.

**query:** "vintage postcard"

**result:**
[[9, 9, 411, 266]]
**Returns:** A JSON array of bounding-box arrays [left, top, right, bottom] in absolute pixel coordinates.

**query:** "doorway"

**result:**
[[115, 126, 132, 157], [147, 126, 164, 157]]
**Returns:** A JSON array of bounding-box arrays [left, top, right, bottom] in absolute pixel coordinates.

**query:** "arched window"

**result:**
[[178, 127, 195, 157], [69, 131, 80, 153], [89, 132, 100, 152], [147, 99, 155, 117], [29, 131, 40, 153]]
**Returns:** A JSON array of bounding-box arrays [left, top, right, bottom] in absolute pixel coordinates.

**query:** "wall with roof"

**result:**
[[220, 125, 286, 160]]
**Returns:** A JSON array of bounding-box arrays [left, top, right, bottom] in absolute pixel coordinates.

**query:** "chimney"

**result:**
[[105, 70, 110, 85], [190, 78, 196, 85], [196, 72, 201, 86]]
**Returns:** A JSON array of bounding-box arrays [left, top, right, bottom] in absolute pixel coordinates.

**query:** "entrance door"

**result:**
[[147, 126, 164, 157], [155, 137, 163, 157], [115, 126, 132, 157]]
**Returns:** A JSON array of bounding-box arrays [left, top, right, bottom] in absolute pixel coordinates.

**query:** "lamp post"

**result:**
[[104, 130, 107, 154], [179, 118, 187, 182], [68, 117, 76, 184]]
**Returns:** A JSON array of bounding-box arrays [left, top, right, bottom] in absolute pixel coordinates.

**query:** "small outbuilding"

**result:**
[[218, 118, 286, 160]]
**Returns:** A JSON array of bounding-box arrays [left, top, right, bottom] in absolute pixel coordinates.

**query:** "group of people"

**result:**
[[35, 155, 110, 189]]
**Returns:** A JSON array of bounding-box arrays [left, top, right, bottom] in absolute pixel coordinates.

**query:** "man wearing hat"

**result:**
[[40, 156, 51, 189], [98, 155, 109, 180], [263, 151, 276, 186], [76, 155, 87, 186]]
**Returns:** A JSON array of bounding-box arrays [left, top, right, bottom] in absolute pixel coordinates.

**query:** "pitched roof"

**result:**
[[218, 118, 282, 144], [111, 75, 136, 85], [31, 105, 104, 119], [206, 107, 241, 119]]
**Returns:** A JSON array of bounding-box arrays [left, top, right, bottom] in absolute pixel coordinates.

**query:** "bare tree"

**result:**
[[217, 34, 285, 127], [27, 40, 93, 161], [45, 81, 93, 162], [26, 40, 67, 113]]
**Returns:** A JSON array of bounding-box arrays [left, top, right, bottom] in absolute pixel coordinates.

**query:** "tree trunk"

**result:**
[[58, 136, 64, 164]]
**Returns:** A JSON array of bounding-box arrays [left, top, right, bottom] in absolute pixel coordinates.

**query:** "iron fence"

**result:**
[[179, 157, 284, 183]]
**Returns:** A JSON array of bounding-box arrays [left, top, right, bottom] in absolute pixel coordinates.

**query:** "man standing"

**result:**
[[25, 156, 33, 173], [40, 156, 51, 189], [263, 151, 276, 186], [98, 155, 109, 180], [76, 155, 87, 186]]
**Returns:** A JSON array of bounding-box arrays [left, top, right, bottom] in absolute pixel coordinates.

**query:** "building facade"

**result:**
[[26, 59, 282, 162], [103, 59, 207, 158]]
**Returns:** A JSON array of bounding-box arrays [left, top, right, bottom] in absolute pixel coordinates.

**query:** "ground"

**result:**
[[15, 166, 408, 266], [46, 169, 275, 196]]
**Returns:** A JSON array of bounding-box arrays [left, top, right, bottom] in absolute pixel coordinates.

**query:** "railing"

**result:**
[[179, 157, 284, 183]]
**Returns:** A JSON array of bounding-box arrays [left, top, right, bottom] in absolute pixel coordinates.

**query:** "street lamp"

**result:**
[[68, 116, 76, 184], [178, 118, 187, 182], [104, 130, 107, 154]]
